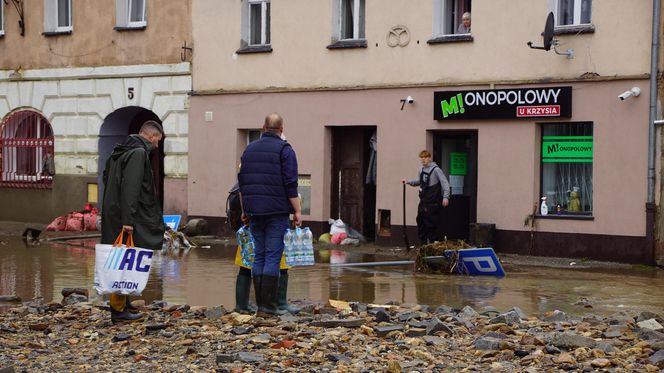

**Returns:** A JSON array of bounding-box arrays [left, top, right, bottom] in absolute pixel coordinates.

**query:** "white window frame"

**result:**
[[44, 0, 72, 33], [433, 0, 470, 36], [549, 0, 592, 27], [0, 2, 5, 36], [247, 0, 270, 46], [332, 0, 365, 41], [116, 0, 146, 28]]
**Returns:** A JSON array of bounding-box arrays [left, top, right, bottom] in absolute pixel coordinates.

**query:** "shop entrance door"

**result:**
[[331, 126, 377, 241], [432, 131, 478, 240]]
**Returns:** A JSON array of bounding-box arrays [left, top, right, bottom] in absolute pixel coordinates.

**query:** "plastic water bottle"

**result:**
[[283, 228, 294, 266], [294, 227, 304, 265], [302, 227, 314, 265], [236, 225, 254, 267]]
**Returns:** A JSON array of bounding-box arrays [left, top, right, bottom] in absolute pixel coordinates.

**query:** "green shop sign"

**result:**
[[542, 136, 593, 163], [450, 152, 467, 175]]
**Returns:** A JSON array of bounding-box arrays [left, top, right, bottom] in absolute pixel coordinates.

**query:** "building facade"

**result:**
[[0, 0, 191, 223], [190, 0, 660, 264]]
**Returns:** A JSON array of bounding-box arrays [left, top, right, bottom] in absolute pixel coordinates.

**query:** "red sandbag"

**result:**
[[65, 213, 84, 231], [46, 215, 67, 231], [84, 212, 97, 231]]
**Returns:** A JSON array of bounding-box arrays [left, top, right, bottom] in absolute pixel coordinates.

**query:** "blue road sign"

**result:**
[[456, 248, 505, 277], [163, 215, 182, 231]]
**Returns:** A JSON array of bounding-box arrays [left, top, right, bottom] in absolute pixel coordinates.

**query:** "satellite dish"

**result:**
[[542, 12, 554, 51]]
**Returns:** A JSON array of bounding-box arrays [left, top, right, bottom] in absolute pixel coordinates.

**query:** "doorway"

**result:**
[[432, 130, 478, 240], [331, 126, 377, 241]]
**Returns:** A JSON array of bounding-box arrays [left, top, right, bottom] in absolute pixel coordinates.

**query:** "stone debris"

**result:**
[[1, 298, 664, 371]]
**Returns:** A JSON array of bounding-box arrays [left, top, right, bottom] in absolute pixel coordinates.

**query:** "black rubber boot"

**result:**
[[125, 296, 140, 313], [252, 275, 263, 313], [111, 307, 144, 324], [258, 275, 287, 316], [277, 273, 300, 314], [234, 270, 257, 313]]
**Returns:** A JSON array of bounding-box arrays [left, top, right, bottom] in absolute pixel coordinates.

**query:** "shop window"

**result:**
[[549, 0, 591, 26], [540, 122, 593, 216], [433, 0, 471, 36], [115, 0, 146, 30], [0, 110, 55, 189], [328, 0, 366, 49], [44, 0, 72, 34]]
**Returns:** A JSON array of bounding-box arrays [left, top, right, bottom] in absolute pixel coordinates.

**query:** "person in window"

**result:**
[[402, 150, 451, 244], [457, 12, 471, 34], [238, 113, 302, 316], [101, 121, 166, 323]]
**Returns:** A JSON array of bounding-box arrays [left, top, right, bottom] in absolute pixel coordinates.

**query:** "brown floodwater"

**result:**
[[1, 236, 663, 316]]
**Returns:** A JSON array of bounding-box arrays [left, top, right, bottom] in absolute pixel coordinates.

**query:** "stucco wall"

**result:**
[[0, 0, 191, 69], [189, 79, 649, 237], [192, 0, 651, 91]]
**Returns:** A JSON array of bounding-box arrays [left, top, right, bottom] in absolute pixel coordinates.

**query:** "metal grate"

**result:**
[[0, 110, 55, 189]]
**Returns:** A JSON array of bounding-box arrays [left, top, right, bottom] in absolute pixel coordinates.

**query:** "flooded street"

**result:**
[[1, 236, 663, 316]]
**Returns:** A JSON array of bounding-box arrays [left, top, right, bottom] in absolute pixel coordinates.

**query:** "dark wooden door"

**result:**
[[331, 127, 365, 234]]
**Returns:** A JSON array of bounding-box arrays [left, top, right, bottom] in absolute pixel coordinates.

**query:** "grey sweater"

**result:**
[[406, 162, 451, 199]]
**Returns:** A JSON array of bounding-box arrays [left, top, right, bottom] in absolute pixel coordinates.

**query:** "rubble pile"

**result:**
[[1, 296, 664, 372], [415, 240, 471, 274]]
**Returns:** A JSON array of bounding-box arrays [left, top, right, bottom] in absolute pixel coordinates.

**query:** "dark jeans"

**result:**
[[249, 214, 289, 277], [416, 203, 441, 244]]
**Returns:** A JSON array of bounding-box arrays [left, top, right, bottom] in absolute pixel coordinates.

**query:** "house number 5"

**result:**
[[128, 87, 135, 100]]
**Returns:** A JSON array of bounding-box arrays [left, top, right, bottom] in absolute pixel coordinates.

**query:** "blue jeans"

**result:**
[[249, 214, 288, 277]]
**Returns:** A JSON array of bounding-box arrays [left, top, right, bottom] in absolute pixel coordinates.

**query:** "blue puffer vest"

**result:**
[[238, 132, 293, 215]]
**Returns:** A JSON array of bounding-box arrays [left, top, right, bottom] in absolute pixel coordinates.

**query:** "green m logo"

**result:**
[[440, 93, 465, 119]]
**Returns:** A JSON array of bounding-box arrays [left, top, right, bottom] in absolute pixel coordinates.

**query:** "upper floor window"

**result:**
[[44, 0, 72, 34], [0, 2, 5, 36], [249, 0, 270, 45], [433, 0, 471, 36], [0, 110, 55, 189], [550, 0, 591, 26], [116, 0, 146, 29], [334, 0, 365, 40]]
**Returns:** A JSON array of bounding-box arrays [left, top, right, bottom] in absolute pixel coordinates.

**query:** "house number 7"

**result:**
[[128, 87, 135, 100]]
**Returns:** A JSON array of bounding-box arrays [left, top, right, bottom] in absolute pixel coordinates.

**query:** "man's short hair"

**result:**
[[263, 113, 283, 133], [139, 120, 164, 137], [419, 150, 432, 158]]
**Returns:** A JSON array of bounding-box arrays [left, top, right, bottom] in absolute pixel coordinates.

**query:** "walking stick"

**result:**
[[403, 182, 410, 250]]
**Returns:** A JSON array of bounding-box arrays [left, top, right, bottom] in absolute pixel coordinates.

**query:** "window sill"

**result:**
[[114, 26, 147, 32], [42, 30, 73, 37], [327, 39, 367, 49], [535, 214, 594, 221], [236, 45, 273, 54], [554, 24, 595, 35], [427, 34, 474, 44]]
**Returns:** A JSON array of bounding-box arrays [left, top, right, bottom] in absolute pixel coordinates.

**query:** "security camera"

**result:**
[[618, 87, 641, 101], [406, 96, 414, 103]]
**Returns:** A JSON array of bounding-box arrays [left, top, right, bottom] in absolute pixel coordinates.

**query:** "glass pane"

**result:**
[[557, 0, 574, 25], [58, 0, 70, 27], [341, 0, 354, 39], [265, 3, 271, 44], [358, 0, 365, 38], [541, 123, 593, 214], [580, 0, 591, 24], [250, 3, 262, 45], [443, 0, 455, 35], [1, 5, 4, 31], [130, 0, 145, 22]]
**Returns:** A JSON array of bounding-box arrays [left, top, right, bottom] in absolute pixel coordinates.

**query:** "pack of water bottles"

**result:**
[[284, 226, 315, 266], [236, 225, 255, 267]]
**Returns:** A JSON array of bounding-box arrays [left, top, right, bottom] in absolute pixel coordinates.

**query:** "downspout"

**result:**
[[647, 0, 661, 265]]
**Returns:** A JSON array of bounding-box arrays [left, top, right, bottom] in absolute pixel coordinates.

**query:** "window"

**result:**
[[115, 0, 146, 29], [0, 2, 4, 36], [433, 0, 471, 36], [44, 0, 72, 34], [0, 110, 55, 189], [249, 0, 270, 45], [540, 122, 593, 216], [340, 0, 365, 39], [550, 0, 591, 26]]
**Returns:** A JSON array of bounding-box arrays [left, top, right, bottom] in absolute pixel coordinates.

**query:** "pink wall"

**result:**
[[189, 79, 650, 237]]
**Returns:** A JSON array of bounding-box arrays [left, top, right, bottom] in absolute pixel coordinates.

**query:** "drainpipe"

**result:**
[[647, 0, 661, 265]]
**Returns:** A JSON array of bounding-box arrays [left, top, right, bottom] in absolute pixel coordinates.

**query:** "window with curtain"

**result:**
[[540, 122, 593, 215], [340, 0, 365, 40], [249, 0, 270, 45], [129, 0, 146, 24], [57, 0, 71, 28], [434, 0, 472, 36], [552, 0, 591, 26], [0, 3, 5, 36]]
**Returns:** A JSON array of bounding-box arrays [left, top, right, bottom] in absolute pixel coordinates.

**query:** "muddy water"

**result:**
[[1, 236, 663, 316]]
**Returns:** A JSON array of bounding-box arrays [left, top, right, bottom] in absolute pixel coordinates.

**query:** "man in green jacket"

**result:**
[[101, 120, 166, 323]]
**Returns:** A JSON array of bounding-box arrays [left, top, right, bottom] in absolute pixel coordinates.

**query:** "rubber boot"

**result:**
[[110, 293, 144, 323], [258, 275, 287, 316], [252, 275, 263, 313], [125, 295, 140, 313], [277, 273, 300, 314], [234, 270, 257, 313]]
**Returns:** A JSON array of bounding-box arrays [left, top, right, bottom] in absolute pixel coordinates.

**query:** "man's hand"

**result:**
[[122, 225, 134, 234], [442, 198, 449, 207], [241, 212, 249, 225], [292, 211, 302, 227]]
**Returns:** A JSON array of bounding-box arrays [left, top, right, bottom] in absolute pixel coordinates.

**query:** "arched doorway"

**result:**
[[98, 106, 164, 210]]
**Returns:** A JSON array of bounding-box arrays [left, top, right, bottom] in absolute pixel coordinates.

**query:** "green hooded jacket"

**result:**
[[101, 134, 165, 250]]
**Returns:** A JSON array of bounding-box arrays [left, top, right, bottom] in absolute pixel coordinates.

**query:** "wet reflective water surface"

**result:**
[[1, 236, 663, 316]]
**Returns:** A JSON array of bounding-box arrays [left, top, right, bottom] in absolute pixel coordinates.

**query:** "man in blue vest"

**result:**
[[238, 113, 302, 315]]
